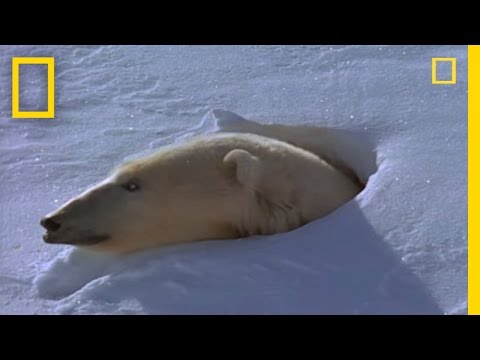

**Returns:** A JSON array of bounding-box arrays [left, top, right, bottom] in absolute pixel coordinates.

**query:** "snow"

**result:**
[[0, 45, 467, 314]]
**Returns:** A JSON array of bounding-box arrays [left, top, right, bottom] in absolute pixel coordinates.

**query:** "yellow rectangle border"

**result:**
[[12, 57, 55, 119], [469, 45, 479, 315], [432, 57, 457, 84]]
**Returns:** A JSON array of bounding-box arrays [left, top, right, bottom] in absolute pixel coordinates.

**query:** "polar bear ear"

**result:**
[[223, 149, 261, 188]]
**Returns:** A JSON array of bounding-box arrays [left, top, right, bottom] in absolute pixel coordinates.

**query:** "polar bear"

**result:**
[[40, 133, 362, 253]]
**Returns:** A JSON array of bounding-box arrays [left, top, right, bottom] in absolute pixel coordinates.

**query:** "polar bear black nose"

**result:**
[[41, 216, 61, 232]]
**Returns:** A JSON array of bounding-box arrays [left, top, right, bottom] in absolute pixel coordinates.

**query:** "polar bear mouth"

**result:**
[[42, 232, 110, 246]]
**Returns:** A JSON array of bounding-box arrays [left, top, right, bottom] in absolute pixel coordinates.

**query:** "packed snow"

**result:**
[[0, 45, 467, 314]]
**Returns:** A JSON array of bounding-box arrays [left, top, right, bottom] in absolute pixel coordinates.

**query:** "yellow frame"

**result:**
[[12, 57, 55, 118], [468, 46, 479, 315], [432, 57, 457, 85]]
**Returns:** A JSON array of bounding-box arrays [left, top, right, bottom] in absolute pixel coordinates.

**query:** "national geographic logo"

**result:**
[[11, 57, 55, 119], [432, 57, 457, 85]]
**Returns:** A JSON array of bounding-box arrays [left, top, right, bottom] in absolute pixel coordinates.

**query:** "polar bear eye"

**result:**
[[123, 182, 140, 192]]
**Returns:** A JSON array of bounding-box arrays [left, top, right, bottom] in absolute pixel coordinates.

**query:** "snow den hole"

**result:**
[[211, 109, 378, 195]]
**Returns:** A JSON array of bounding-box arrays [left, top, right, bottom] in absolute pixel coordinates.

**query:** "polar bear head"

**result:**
[[40, 136, 271, 253]]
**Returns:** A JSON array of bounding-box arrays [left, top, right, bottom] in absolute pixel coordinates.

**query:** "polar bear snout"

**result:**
[[41, 216, 62, 232], [41, 214, 64, 244], [40, 191, 113, 246]]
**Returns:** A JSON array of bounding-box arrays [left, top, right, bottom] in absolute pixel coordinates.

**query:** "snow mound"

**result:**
[[33, 110, 439, 314]]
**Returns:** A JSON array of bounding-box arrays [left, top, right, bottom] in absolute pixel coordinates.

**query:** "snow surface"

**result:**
[[0, 45, 467, 314]]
